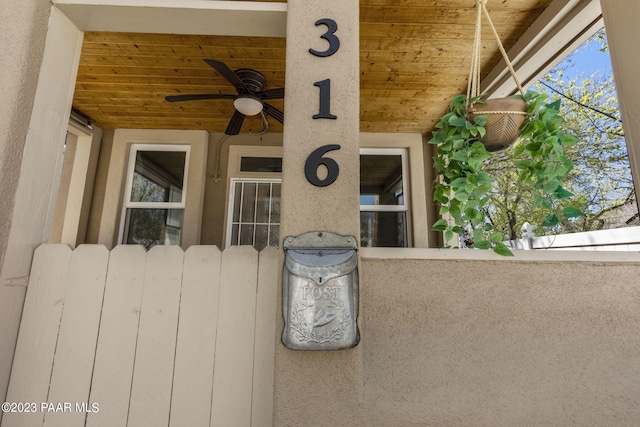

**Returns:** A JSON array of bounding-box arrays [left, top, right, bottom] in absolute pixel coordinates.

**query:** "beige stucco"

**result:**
[[360, 249, 640, 426], [272, 248, 640, 426]]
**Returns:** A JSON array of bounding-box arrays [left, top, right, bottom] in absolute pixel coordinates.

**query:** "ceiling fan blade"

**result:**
[[203, 59, 249, 93], [165, 93, 236, 102], [225, 109, 246, 135], [257, 87, 284, 99], [263, 102, 284, 124]]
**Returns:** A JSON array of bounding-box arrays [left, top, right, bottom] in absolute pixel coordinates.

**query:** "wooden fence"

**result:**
[[1, 244, 278, 427]]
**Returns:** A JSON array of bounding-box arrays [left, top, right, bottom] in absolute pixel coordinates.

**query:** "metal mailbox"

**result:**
[[282, 231, 360, 350]]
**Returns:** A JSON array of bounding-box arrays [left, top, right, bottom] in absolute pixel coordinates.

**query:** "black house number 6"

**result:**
[[306, 18, 341, 187]]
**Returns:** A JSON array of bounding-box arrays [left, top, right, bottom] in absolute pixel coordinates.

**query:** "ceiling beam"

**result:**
[[53, 0, 287, 37], [482, 0, 602, 97]]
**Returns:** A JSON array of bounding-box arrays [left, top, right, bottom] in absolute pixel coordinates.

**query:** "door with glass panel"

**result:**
[[226, 179, 281, 251]]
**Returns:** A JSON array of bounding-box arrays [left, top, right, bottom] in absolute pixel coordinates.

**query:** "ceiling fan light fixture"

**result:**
[[234, 95, 264, 116]]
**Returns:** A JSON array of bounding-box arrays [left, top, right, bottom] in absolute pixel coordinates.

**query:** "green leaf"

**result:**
[[473, 240, 491, 250], [541, 213, 559, 227], [448, 116, 468, 127], [474, 115, 488, 126], [450, 150, 469, 162], [489, 232, 503, 243], [454, 191, 469, 202], [553, 187, 574, 199], [493, 243, 514, 257], [543, 180, 561, 194], [532, 196, 546, 210], [444, 230, 454, 243], [432, 218, 448, 231], [562, 207, 585, 218]]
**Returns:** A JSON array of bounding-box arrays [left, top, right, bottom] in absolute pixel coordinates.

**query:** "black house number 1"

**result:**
[[306, 18, 341, 187]]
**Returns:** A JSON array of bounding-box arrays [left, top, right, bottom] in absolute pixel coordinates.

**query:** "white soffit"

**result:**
[[53, 0, 287, 37], [482, 0, 603, 97]]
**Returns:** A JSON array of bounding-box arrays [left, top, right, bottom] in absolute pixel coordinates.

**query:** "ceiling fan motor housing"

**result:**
[[235, 69, 266, 93]]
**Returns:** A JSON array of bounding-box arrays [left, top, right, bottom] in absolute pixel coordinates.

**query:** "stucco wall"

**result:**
[[359, 251, 640, 426], [0, 0, 49, 273], [275, 250, 640, 426]]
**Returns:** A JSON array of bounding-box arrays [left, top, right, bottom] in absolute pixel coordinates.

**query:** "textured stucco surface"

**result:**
[[274, 253, 640, 426], [0, 0, 50, 410], [359, 257, 640, 426], [0, 0, 49, 273]]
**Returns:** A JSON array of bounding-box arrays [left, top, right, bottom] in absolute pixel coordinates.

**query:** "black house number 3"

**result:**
[[306, 18, 341, 187]]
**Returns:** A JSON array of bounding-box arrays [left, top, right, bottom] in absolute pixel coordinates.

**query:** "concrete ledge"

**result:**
[[360, 247, 640, 263]]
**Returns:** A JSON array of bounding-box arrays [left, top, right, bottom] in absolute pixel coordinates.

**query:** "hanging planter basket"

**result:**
[[465, 0, 528, 152], [467, 97, 527, 152]]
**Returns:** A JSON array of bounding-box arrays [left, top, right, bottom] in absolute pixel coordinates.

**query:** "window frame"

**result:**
[[359, 147, 412, 247], [118, 143, 191, 245]]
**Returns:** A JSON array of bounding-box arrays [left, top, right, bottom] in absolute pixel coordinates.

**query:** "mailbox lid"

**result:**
[[285, 249, 357, 285]]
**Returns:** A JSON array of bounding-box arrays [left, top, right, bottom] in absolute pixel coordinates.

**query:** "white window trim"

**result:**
[[359, 147, 412, 247], [118, 144, 191, 244]]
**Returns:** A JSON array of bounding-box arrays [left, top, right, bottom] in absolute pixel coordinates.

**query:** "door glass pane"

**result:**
[[269, 224, 280, 247], [240, 182, 257, 223], [270, 183, 281, 223], [124, 208, 183, 249], [360, 211, 407, 247], [360, 154, 404, 206], [130, 150, 186, 203], [255, 183, 272, 224], [240, 224, 254, 245], [254, 224, 269, 251]]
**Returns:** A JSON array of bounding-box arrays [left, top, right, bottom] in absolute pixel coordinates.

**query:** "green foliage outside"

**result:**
[[430, 91, 584, 256], [484, 29, 637, 240]]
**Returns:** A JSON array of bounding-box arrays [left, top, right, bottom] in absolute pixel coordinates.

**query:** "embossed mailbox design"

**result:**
[[282, 231, 359, 350]]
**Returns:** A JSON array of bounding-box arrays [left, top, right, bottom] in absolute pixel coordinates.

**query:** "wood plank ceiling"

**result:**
[[72, 0, 553, 135]]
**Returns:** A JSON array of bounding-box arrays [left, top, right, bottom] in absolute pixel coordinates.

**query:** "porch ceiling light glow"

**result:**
[[234, 95, 264, 116]]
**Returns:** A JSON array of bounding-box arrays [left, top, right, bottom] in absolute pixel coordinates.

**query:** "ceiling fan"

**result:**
[[165, 59, 284, 135]]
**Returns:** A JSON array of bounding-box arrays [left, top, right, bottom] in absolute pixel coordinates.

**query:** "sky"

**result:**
[[553, 29, 612, 82]]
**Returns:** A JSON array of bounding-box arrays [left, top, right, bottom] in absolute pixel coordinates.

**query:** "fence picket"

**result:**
[[3, 244, 279, 427], [127, 246, 184, 427], [2, 245, 72, 427], [170, 246, 222, 427], [211, 246, 259, 427], [86, 245, 147, 427], [43, 245, 109, 427], [251, 247, 278, 427]]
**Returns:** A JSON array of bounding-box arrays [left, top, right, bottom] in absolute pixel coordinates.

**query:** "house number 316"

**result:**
[[305, 18, 341, 187]]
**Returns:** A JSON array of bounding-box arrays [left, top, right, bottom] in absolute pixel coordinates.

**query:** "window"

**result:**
[[360, 148, 410, 247], [226, 179, 281, 251], [224, 145, 414, 250], [120, 144, 189, 249]]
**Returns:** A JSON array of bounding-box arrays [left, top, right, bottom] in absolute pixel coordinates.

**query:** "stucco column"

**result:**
[[0, 7, 83, 412], [0, 0, 51, 411], [600, 0, 640, 214], [276, 0, 366, 424]]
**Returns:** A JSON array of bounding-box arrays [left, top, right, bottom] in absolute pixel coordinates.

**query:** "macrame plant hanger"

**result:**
[[466, 0, 528, 152]]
